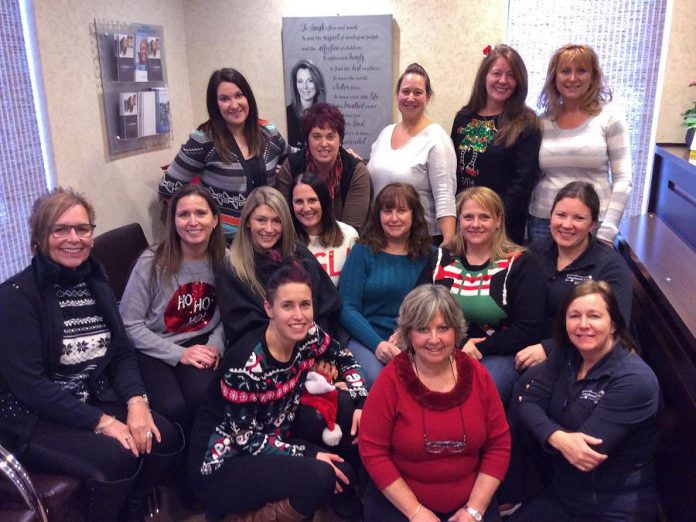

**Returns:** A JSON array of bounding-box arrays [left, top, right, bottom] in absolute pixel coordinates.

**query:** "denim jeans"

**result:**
[[526, 215, 551, 244], [347, 339, 384, 390], [481, 355, 520, 406]]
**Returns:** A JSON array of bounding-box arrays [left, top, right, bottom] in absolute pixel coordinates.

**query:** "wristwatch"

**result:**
[[465, 505, 483, 521]]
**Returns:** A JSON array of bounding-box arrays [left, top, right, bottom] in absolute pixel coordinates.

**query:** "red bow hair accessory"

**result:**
[[483, 45, 492, 56]]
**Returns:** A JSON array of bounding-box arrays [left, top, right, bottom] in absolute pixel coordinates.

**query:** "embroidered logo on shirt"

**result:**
[[565, 274, 593, 285], [579, 389, 605, 404]]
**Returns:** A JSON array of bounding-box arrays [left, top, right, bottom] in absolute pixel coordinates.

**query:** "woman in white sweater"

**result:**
[[528, 44, 632, 244], [368, 63, 457, 246]]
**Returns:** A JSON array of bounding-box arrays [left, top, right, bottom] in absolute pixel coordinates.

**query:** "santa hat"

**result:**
[[300, 371, 342, 446]]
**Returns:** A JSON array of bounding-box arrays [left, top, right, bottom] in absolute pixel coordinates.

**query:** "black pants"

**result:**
[[20, 402, 182, 520], [190, 390, 359, 519], [136, 350, 216, 432], [363, 479, 502, 521]]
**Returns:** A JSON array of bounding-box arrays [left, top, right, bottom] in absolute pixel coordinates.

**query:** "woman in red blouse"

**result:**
[[359, 284, 510, 521]]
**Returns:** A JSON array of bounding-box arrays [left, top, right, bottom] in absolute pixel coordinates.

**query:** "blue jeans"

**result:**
[[526, 215, 551, 244], [347, 339, 384, 390], [481, 355, 519, 406]]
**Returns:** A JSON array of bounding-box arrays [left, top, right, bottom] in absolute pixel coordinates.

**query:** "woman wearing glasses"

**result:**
[[359, 285, 510, 522], [0, 188, 181, 521]]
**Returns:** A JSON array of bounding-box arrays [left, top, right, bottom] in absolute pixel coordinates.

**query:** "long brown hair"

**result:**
[[203, 68, 266, 162], [538, 44, 612, 117], [289, 172, 344, 248], [361, 183, 431, 259], [459, 44, 539, 147], [150, 184, 225, 287]]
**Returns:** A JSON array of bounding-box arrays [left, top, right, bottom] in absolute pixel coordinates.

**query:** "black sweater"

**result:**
[[215, 242, 342, 345], [0, 254, 146, 451], [451, 111, 541, 244]]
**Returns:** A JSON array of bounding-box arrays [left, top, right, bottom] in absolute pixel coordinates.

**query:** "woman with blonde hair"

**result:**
[[425, 186, 545, 403], [528, 44, 632, 244], [215, 186, 340, 343], [451, 44, 540, 244]]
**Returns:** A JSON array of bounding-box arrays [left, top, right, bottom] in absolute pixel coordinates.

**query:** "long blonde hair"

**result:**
[[449, 186, 523, 259], [538, 44, 612, 117], [228, 186, 296, 297]]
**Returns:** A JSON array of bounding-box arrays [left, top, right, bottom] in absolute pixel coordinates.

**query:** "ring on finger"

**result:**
[[145, 431, 153, 439]]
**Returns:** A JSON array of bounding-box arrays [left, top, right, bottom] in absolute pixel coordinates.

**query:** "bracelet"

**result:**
[[94, 415, 115, 434], [408, 503, 422, 520], [127, 394, 149, 409]]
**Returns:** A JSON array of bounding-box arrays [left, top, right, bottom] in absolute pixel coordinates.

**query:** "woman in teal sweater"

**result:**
[[339, 183, 433, 388]]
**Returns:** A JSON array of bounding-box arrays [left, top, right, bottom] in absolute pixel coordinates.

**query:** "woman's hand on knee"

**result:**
[[99, 417, 141, 458], [316, 452, 349, 493], [126, 403, 161, 456], [375, 341, 400, 364], [180, 344, 219, 369], [514, 344, 547, 370], [461, 338, 485, 360]]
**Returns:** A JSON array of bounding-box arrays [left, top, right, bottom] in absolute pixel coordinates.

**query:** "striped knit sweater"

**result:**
[[529, 103, 632, 242], [159, 120, 291, 237]]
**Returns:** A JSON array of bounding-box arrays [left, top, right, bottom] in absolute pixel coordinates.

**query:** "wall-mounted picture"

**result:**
[[114, 33, 134, 82]]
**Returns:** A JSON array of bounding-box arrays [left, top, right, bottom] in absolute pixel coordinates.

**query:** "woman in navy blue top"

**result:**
[[511, 281, 660, 521]]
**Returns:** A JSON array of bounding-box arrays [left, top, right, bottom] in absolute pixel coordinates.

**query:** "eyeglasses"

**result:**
[[414, 355, 467, 455], [422, 406, 467, 454], [49, 224, 96, 238]]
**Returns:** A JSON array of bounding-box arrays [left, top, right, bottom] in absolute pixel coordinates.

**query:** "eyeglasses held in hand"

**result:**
[[49, 224, 96, 238]]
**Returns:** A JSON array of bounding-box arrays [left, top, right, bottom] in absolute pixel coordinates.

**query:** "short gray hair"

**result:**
[[397, 285, 467, 351]]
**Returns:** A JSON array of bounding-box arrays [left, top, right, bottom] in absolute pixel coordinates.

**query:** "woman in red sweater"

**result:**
[[359, 285, 510, 521]]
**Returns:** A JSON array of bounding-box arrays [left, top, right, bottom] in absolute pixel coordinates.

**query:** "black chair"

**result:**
[[91, 222, 149, 301]]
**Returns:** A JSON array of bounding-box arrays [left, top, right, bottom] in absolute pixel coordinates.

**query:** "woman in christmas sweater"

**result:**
[[359, 285, 510, 522], [215, 186, 341, 343], [289, 171, 359, 287], [339, 183, 434, 389], [158, 68, 292, 240], [0, 188, 181, 521], [423, 186, 545, 403], [189, 261, 367, 520], [120, 184, 226, 432], [451, 44, 540, 244]]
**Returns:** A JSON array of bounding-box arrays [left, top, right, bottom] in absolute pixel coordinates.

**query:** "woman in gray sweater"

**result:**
[[120, 184, 226, 431]]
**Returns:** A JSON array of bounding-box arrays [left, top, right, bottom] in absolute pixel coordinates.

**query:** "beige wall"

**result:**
[[31, 0, 687, 242], [32, 0, 193, 242], [655, 0, 696, 143], [183, 0, 506, 142]]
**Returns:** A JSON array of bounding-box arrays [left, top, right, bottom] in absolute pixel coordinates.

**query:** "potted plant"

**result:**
[[683, 80, 696, 146]]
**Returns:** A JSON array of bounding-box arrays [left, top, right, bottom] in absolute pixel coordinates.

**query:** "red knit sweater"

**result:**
[[359, 351, 510, 513]]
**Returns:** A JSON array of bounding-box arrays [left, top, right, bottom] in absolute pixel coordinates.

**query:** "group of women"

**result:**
[[0, 40, 660, 522]]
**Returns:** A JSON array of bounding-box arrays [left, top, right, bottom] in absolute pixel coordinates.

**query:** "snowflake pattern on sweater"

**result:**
[[200, 324, 366, 475]]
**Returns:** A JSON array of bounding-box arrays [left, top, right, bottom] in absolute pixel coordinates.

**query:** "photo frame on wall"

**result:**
[[95, 20, 171, 158]]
